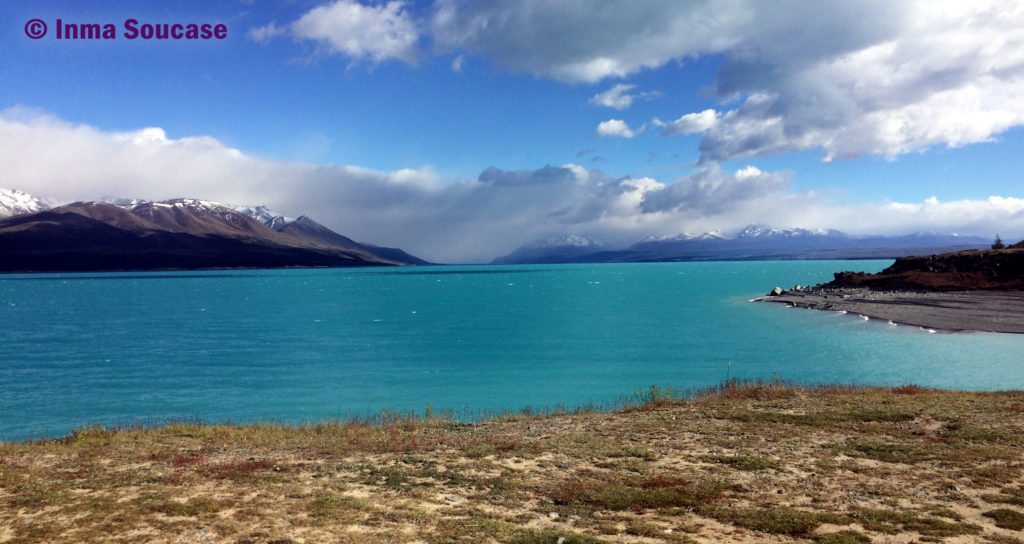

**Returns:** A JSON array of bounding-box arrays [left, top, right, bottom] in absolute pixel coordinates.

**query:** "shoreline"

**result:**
[[756, 288, 1024, 334], [2, 380, 1014, 445]]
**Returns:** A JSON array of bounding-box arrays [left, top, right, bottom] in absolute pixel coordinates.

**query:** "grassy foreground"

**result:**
[[2, 382, 1023, 543]]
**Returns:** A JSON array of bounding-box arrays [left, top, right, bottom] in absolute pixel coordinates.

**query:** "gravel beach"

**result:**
[[758, 288, 1024, 333]]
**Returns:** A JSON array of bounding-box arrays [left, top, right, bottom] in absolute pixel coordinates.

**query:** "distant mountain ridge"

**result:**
[[642, 231, 724, 243], [0, 191, 428, 272], [735, 224, 845, 239], [490, 235, 603, 264], [493, 225, 992, 264]]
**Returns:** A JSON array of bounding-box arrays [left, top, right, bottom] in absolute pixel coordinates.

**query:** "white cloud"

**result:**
[[734, 166, 762, 179], [431, 0, 751, 82], [696, 2, 1024, 162], [291, 0, 419, 64], [590, 84, 660, 110], [3, 108, 1024, 263], [429, 0, 1024, 162], [249, 22, 286, 42], [596, 119, 643, 139], [658, 109, 719, 135], [639, 164, 791, 215]]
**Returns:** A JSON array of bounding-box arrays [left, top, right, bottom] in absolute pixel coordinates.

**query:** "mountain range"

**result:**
[[492, 226, 993, 264], [0, 190, 427, 272], [490, 235, 604, 265], [0, 188, 1004, 271]]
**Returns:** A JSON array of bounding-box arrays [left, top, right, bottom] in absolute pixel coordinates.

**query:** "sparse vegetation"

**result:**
[[711, 454, 779, 471], [985, 508, 1024, 530], [722, 507, 836, 536], [815, 530, 872, 544], [1, 382, 1022, 543]]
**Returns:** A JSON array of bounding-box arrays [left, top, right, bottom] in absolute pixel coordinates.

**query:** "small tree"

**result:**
[[992, 234, 1006, 250]]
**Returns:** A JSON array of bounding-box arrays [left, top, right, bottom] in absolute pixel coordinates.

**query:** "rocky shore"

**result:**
[[757, 286, 1024, 333], [757, 242, 1024, 333]]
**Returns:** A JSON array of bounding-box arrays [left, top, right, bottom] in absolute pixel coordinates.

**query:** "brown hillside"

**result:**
[[827, 246, 1024, 291]]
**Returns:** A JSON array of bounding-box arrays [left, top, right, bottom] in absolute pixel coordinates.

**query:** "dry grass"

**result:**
[[1, 382, 1023, 543]]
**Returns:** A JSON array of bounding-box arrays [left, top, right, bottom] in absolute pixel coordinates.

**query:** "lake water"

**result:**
[[2, 261, 1023, 441]]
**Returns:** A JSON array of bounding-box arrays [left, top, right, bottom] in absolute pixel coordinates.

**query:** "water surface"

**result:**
[[2, 261, 1022, 440]]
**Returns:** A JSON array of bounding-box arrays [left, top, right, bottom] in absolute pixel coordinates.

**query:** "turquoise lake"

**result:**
[[2, 261, 1023, 441]]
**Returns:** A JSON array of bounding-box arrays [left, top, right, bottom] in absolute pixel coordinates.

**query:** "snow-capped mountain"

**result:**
[[495, 224, 991, 264], [640, 225, 842, 244], [491, 235, 604, 264], [736, 224, 845, 239], [0, 195, 428, 272], [0, 188, 51, 218], [642, 231, 724, 243], [230, 205, 295, 231], [98, 197, 425, 263]]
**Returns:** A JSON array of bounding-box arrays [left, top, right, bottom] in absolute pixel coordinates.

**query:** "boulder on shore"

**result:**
[[767, 287, 785, 296]]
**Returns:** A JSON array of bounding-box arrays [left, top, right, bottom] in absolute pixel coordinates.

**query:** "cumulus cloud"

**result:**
[[430, 0, 1024, 162], [657, 109, 719, 135], [693, 2, 1024, 162], [431, 0, 751, 82], [3, 108, 1024, 263], [596, 119, 643, 138], [590, 84, 660, 110], [640, 164, 790, 215], [287, 0, 419, 64]]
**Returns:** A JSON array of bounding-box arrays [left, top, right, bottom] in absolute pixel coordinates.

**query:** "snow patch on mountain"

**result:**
[[230, 205, 295, 230], [104, 197, 296, 230], [0, 188, 51, 218], [736, 224, 844, 239], [643, 231, 724, 242]]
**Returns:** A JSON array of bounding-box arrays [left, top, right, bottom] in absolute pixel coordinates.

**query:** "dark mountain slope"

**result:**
[[0, 201, 418, 272], [246, 210, 431, 265]]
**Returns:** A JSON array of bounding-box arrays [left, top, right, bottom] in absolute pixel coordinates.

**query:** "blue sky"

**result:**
[[2, 1, 1024, 261], [3, 2, 722, 178]]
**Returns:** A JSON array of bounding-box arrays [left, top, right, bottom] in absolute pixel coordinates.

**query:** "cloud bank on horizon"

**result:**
[[3, 107, 1024, 263]]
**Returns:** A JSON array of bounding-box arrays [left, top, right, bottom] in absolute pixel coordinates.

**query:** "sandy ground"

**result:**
[[757, 289, 1024, 334], [2, 383, 1023, 543]]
